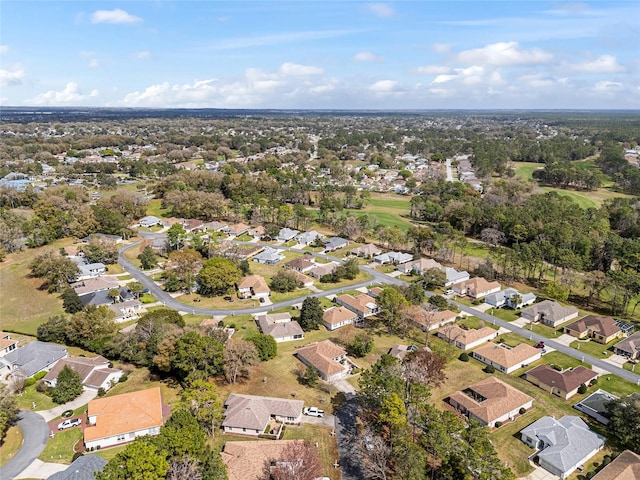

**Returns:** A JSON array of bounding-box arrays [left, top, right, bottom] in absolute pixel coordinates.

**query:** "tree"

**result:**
[[421, 267, 447, 290], [262, 440, 323, 480], [60, 288, 84, 314], [66, 305, 116, 350], [167, 455, 202, 480], [542, 281, 570, 302], [166, 223, 187, 251], [154, 409, 206, 459], [428, 295, 449, 311], [29, 251, 80, 292], [197, 258, 241, 296], [349, 333, 374, 358], [180, 380, 223, 436], [299, 297, 323, 331], [108, 288, 121, 303], [248, 333, 278, 361], [342, 257, 360, 280], [0, 384, 19, 442], [269, 270, 300, 293], [51, 365, 84, 404], [97, 440, 169, 480], [200, 447, 228, 480], [301, 365, 320, 387], [171, 331, 224, 382], [223, 339, 259, 384], [168, 248, 203, 292], [138, 246, 158, 270], [377, 287, 408, 331], [606, 397, 640, 453], [128, 281, 144, 299], [37, 315, 68, 344], [361, 431, 393, 480]]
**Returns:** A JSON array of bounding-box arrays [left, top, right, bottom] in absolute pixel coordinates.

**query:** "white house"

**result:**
[[43, 356, 122, 391], [222, 394, 303, 437]]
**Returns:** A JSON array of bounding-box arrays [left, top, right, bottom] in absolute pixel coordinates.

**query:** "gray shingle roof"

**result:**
[[48, 455, 107, 480], [4, 341, 67, 377]]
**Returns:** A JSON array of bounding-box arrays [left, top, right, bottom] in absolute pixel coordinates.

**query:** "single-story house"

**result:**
[[472, 343, 542, 374], [307, 262, 338, 279], [322, 306, 359, 331], [224, 223, 251, 237], [79, 286, 136, 308], [43, 355, 123, 391], [397, 258, 442, 275], [237, 275, 270, 300], [563, 315, 624, 344], [485, 288, 536, 309], [181, 218, 204, 233], [443, 267, 470, 287], [48, 455, 107, 480], [76, 262, 107, 281], [436, 325, 498, 351], [70, 277, 120, 296], [138, 215, 163, 228], [520, 416, 605, 479], [222, 394, 303, 436], [373, 251, 413, 265], [412, 309, 457, 332], [335, 293, 378, 319], [284, 257, 315, 273], [294, 230, 322, 246], [107, 299, 145, 323], [573, 389, 619, 425], [0, 332, 19, 357], [452, 277, 501, 299], [351, 243, 382, 258], [449, 376, 534, 427], [248, 225, 265, 238], [591, 449, 640, 480], [324, 237, 349, 252], [296, 340, 348, 382], [524, 364, 598, 399], [256, 313, 304, 342], [253, 247, 285, 265], [204, 221, 228, 232], [286, 269, 315, 288], [221, 440, 303, 480], [613, 331, 640, 359], [2, 341, 67, 378], [367, 286, 383, 298], [521, 300, 579, 328], [277, 228, 299, 242], [84, 387, 166, 450], [388, 344, 428, 361]]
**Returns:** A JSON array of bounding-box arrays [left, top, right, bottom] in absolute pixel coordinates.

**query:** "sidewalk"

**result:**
[[35, 390, 97, 422]]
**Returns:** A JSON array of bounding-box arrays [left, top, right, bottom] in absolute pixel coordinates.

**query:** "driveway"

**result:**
[[519, 465, 559, 480], [0, 410, 49, 480], [554, 334, 577, 347], [301, 413, 335, 428], [334, 398, 365, 480], [36, 390, 97, 422], [15, 459, 67, 479]]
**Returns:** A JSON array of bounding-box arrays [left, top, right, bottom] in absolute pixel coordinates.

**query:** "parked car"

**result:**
[[444, 289, 455, 295], [303, 407, 325, 417], [58, 418, 82, 430]]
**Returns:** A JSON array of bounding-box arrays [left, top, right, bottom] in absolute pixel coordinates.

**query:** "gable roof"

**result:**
[[323, 306, 358, 326], [237, 275, 270, 293], [521, 300, 578, 322], [84, 387, 164, 442], [438, 325, 497, 346], [0, 332, 18, 352], [4, 341, 67, 377], [296, 340, 346, 378], [222, 440, 302, 480], [564, 315, 621, 337], [336, 293, 377, 315], [459, 277, 501, 293], [449, 376, 533, 424], [592, 450, 640, 480], [525, 365, 598, 393], [43, 355, 110, 384], [253, 247, 284, 263], [520, 416, 605, 473], [256, 314, 304, 339], [222, 394, 304, 431], [473, 343, 540, 369], [70, 277, 120, 295], [351, 243, 382, 256], [613, 331, 640, 356], [284, 257, 314, 271], [48, 455, 107, 480], [324, 237, 348, 249]]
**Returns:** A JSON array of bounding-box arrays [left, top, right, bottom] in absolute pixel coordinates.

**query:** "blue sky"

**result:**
[[1, 1, 639, 109]]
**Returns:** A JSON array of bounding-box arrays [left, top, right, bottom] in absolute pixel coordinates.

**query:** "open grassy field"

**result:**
[[106, 366, 182, 407], [39, 428, 83, 464], [0, 426, 23, 467], [0, 241, 69, 335], [145, 198, 170, 218], [344, 193, 413, 230]]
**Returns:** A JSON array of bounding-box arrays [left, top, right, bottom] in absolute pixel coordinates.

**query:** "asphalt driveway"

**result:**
[[0, 410, 49, 480]]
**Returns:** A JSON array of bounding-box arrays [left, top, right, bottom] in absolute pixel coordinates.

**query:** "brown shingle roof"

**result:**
[[43, 356, 110, 384], [238, 275, 269, 293], [592, 450, 640, 480], [284, 257, 314, 271], [84, 387, 164, 442], [525, 364, 598, 393], [448, 376, 533, 424], [222, 440, 303, 480], [473, 343, 540, 369], [564, 315, 621, 337], [437, 325, 497, 346], [336, 293, 377, 315], [222, 394, 304, 431], [296, 340, 346, 379], [323, 306, 358, 326]]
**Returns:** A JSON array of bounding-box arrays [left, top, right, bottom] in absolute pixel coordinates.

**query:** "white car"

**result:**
[[303, 407, 325, 417], [58, 418, 82, 430]]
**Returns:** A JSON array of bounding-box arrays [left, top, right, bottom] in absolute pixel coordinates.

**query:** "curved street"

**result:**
[[0, 410, 49, 480]]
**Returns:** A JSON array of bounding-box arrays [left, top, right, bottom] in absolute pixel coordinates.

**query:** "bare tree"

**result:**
[[167, 455, 202, 480], [262, 440, 324, 480], [223, 338, 259, 384], [9, 372, 26, 394], [361, 432, 393, 480]]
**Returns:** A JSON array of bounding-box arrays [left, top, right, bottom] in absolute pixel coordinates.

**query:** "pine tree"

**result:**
[[52, 365, 83, 404]]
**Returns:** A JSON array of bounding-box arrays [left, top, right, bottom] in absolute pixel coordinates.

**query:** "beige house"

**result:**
[[448, 377, 533, 427], [397, 257, 442, 275], [296, 340, 348, 382], [613, 332, 640, 359], [524, 364, 598, 399], [255, 313, 304, 343], [0, 332, 18, 357], [237, 275, 270, 300], [452, 277, 501, 299], [413, 309, 457, 332], [592, 450, 640, 480], [472, 343, 542, 374], [222, 440, 304, 480], [43, 355, 123, 392], [322, 306, 359, 331], [520, 300, 579, 328], [335, 293, 378, 319], [563, 315, 623, 344], [437, 325, 498, 351], [221, 394, 303, 437], [351, 243, 382, 258]]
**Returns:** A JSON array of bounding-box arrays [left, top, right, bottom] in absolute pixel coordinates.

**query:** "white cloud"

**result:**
[[369, 80, 402, 94], [456, 41, 553, 66], [593, 80, 623, 92], [133, 50, 151, 59], [431, 43, 451, 54], [368, 3, 395, 18], [88, 59, 99, 68], [0, 45, 8, 55], [91, 9, 141, 25], [413, 65, 451, 75], [431, 65, 486, 85], [568, 55, 624, 73], [27, 82, 99, 105], [353, 51, 383, 62], [0, 65, 25, 86], [279, 62, 324, 76], [519, 73, 555, 88]]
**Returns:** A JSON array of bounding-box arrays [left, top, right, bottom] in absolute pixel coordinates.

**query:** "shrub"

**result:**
[[578, 383, 588, 394], [495, 421, 502, 428], [519, 407, 526, 415], [72, 452, 84, 462], [459, 352, 470, 362], [217, 320, 225, 328], [590, 377, 598, 385], [35, 380, 48, 393], [552, 364, 562, 371], [118, 374, 128, 383], [24, 378, 36, 387], [97, 387, 106, 397], [33, 371, 47, 381], [484, 365, 495, 374]]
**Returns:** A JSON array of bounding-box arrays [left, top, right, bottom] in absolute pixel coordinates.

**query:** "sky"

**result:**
[[1, 1, 639, 109]]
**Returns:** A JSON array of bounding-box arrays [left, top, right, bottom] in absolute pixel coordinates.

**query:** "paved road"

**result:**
[[445, 157, 454, 182], [118, 240, 402, 316], [334, 398, 365, 480], [0, 410, 49, 480], [450, 299, 640, 385]]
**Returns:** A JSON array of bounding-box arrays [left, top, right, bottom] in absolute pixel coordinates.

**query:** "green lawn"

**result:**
[[146, 199, 170, 218], [569, 339, 617, 359], [95, 444, 128, 462], [0, 426, 23, 466], [490, 308, 520, 322], [343, 193, 413, 230], [314, 271, 372, 291], [16, 385, 57, 411], [458, 316, 499, 330], [282, 424, 339, 477], [513, 162, 544, 180], [39, 428, 83, 464]]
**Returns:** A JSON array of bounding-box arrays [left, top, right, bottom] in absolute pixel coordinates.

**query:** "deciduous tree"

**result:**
[[223, 339, 259, 384], [97, 440, 169, 480], [51, 365, 83, 404]]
